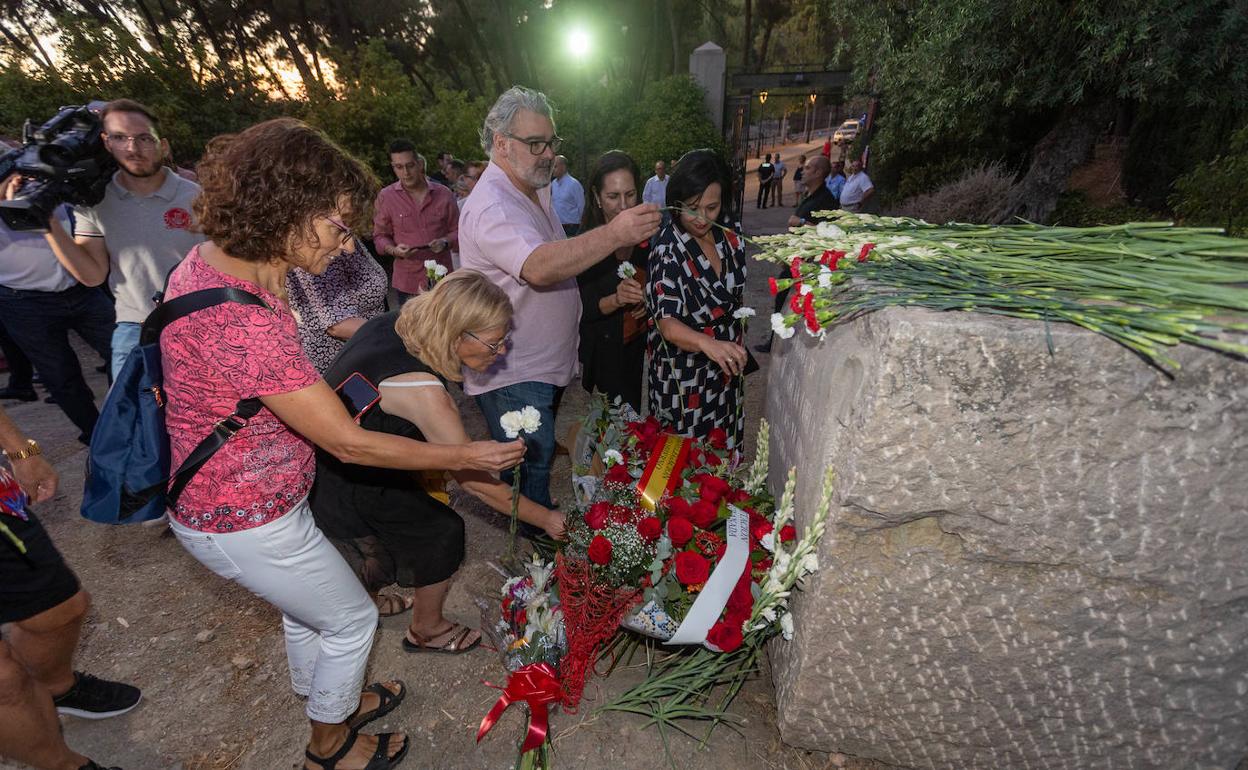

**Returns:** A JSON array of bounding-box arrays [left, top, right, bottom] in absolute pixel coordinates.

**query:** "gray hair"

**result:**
[[480, 86, 555, 158]]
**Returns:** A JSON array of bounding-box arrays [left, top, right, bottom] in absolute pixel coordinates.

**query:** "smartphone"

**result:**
[[335, 372, 381, 423]]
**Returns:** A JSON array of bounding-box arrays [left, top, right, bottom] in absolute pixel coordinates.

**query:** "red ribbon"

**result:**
[[476, 662, 562, 753]]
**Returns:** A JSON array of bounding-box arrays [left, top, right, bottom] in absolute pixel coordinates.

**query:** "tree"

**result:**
[[827, 0, 1248, 223]]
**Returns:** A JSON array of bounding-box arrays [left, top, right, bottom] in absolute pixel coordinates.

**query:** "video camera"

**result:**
[[0, 101, 116, 232]]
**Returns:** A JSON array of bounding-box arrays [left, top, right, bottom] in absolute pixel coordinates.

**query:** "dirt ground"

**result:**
[[1, 142, 894, 770]]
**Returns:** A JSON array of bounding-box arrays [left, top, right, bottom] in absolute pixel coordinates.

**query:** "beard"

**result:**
[[119, 157, 164, 178], [524, 164, 554, 189]]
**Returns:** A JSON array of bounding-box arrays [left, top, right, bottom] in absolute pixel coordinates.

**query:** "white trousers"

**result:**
[[170, 500, 379, 722]]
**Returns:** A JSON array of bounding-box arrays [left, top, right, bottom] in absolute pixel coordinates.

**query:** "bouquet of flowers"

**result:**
[[494, 554, 566, 671]]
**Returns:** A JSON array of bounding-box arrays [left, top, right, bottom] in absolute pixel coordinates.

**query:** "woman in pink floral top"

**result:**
[[162, 119, 526, 770]]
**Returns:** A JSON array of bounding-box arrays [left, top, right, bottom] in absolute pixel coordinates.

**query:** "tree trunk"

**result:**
[[665, 0, 680, 75], [756, 21, 775, 69], [0, 21, 57, 76], [743, 0, 752, 69], [188, 0, 229, 71], [132, 0, 168, 53], [453, 0, 507, 89], [996, 99, 1114, 224]]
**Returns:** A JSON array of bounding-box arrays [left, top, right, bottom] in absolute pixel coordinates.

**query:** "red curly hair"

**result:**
[[193, 118, 378, 263]]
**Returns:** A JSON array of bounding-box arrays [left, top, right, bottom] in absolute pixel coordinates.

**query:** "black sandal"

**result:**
[[304, 730, 409, 770], [347, 680, 407, 731]]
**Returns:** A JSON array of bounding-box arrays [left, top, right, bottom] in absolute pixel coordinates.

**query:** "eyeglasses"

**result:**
[[106, 133, 158, 149], [325, 216, 354, 248], [464, 330, 510, 355], [503, 132, 562, 156]]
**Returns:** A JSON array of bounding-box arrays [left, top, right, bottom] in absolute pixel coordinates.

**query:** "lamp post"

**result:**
[[568, 28, 591, 177], [757, 90, 768, 158], [806, 92, 817, 143]]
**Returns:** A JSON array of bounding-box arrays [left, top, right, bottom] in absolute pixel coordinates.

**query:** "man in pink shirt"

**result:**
[[373, 139, 458, 301], [459, 86, 660, 511]]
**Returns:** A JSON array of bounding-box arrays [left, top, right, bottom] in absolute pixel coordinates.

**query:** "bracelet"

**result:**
[[2, 439, 42, 461]]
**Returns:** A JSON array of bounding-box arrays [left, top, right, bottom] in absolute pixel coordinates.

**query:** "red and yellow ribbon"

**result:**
[[476, 662, 562, 753], [636, 434, 692, 511]]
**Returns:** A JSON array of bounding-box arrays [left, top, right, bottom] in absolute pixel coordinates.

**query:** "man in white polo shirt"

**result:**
[[61, 99, 204, 378], [840, 157, 875, 213]]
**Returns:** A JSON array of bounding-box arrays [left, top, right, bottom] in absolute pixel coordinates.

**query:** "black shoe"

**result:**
[[53, 672, 142, 719], [80, 761, 123, 770], [0, 386, 37, 401]]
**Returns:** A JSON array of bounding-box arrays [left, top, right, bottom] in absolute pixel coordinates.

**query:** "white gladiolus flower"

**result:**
[[617, 261, 637, 280], [518, 405, 542, 433], [771, 313, 795, 339], [774, 550, 792, 575], [760, 531, 775, 553], [800, 553, 819, 576], [798, 282, 812, 295], [603, 449, 624, 467], [780, 612, 794, 640], [815, 222, 846, 239], [817, 265, 834, 289], [733, 307, 756, 319], [762, 607, 777, 623], [765, 575, 785, 594]]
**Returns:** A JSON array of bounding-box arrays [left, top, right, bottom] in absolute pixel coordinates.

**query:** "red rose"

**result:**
[[789, 256, 802, 279], [768, 276, 779, 295], [858, 242, 875, 262], [585, 502, 610, 530], [674, 551, 710, 585], [703, 452, 723, 468], [706, 619, 744, 652], [666, 496, 692, 520], [605, 463, 632, 484], [727, 488, 750, 504], [706, 427, 728, 450], [779, 524, 796, 542], [637, 516, 661, 542], [689, 499, 719, 529], [750, 518, 773, 544], [667, 517, 694, 547], [587, 535, 613, 565], [697, 474, 731, 504]]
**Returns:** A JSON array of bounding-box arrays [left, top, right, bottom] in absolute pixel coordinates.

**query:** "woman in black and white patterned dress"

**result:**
[[645, 149, 748, 448]]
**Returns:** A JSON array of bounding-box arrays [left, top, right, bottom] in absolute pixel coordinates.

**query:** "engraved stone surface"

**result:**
[[766, 307, 1248, 769]]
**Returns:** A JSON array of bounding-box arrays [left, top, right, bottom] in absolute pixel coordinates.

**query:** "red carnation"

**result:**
[[674, 551, 710, 585], [779, 524, 796, 542], [727, 488, 751, 504], [768, 276, 779, 296], [585, 502, 610, 530], [789, 256, 802, 279], [805, 311, 821, 333], [750, 518, 773, 544], [637, 516, 662, 542], [858, 242, 875, 262], [587, 535, 613, 565], [789, 289, 803, 313], [689, 499, 719, 529], [605, 463, 632, 484], [802, 291, 814, 315], [667, 516, 694, 547], [706, 619, 744, 652], [706, 427, 728, 450]]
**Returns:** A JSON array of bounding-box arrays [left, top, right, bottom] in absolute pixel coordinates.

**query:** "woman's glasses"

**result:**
[[325, 216, 354, 248], [464, 330, 510, 355]]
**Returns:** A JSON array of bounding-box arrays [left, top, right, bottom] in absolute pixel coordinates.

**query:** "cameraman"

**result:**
[[53, 99, 204, 378], [0, 166, 114, 444]]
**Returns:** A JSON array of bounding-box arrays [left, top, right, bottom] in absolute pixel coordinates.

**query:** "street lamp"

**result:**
[[568, 28, 592, 176], [757, 91, 768, 157], [806, 92, 817, 142], [568, 28, 591, 58]]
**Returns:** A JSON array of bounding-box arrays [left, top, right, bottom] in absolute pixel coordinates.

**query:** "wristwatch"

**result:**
[[2, 439, 42, 461]]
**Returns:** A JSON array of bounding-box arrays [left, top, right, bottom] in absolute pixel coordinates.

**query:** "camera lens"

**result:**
[[0, 179, 58, 232]]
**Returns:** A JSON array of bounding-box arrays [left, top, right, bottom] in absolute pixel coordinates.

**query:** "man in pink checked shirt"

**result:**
[[373, 139, 459, 302]]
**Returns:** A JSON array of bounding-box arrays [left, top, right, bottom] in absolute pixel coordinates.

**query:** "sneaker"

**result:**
[[53, 672, 142, 719]]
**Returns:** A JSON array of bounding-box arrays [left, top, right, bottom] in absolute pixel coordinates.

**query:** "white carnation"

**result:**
[[733, 307, 756, 319], [603, 449, 624, 467], [759, 531, 775, 553], [770, 313, 795, 340], [499, 410, 525, 439], [518, 405, 542, 434], [617, 261, 637, 280]]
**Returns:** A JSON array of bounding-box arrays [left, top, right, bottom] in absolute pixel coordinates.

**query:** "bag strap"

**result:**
[[165, 397, 262, 509], [140, 287, 268, 345]]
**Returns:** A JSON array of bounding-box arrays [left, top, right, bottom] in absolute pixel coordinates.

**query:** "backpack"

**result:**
[[81, 288, 267, 524]]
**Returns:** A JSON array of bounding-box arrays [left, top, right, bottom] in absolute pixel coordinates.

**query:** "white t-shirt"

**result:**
[[840, 172, 874, 207], [0, 206, 77, 293]]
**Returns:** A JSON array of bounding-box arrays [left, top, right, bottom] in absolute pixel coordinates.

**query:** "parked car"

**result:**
[[833, 119, 862, 145]]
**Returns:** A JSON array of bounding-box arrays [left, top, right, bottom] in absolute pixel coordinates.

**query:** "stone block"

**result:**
[[766, 307, 1248, 769]]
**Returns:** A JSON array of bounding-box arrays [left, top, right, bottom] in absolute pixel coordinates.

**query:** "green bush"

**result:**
[[1050, 191, 1157, 228], [1170, 125, 1248, 236]]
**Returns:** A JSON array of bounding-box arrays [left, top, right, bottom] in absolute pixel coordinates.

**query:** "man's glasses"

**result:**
[[106, 133, 158, 148], [325, 216, 354, 248], [504, 132, 562, 156], [464, 330, 510, 355]]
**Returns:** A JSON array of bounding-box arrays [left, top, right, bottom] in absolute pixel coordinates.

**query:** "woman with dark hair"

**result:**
[[575, 150, 650, 410], [645, 149, 749, 448], [160, 118, 526, 770]]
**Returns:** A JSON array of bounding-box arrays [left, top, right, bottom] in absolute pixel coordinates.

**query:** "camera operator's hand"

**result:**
[[1, 174, 21, 201]]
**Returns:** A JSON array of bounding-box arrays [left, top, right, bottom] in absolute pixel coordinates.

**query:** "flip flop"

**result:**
[[401, 622, 481, 655], [347, 680, 407, 731]]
